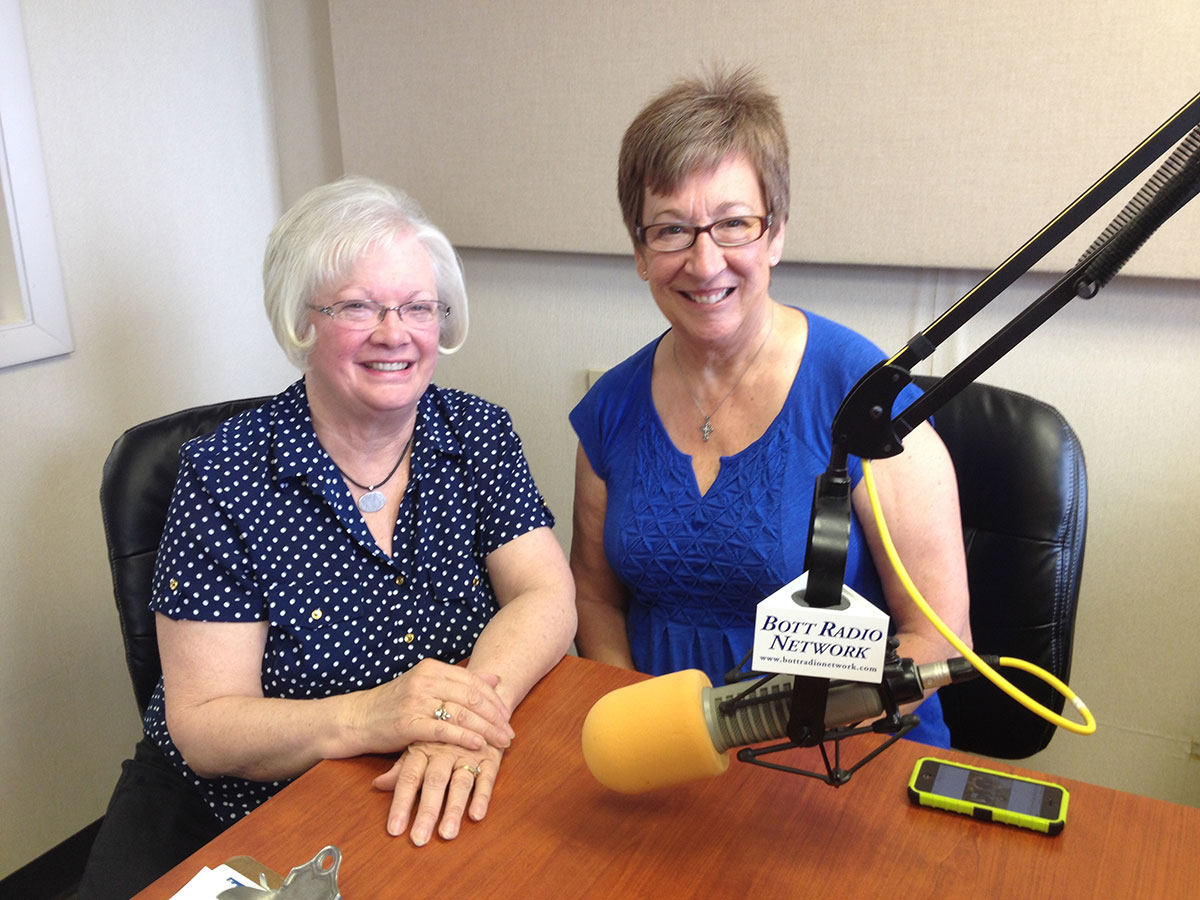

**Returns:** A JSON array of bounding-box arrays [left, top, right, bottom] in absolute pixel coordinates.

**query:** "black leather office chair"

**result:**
[[912, 376, 1088, 758], [100, 397, 270, 716]]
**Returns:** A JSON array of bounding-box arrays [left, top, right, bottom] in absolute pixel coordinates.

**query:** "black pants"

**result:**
[[79, 737, 226, 900]]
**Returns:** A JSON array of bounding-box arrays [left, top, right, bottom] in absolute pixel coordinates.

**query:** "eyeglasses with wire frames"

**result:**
[[308, 299, 450, 330], [636, 214, 773, 252]]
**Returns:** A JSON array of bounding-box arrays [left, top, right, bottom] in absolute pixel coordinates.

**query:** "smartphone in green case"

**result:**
[[908, 756, 1068, 835]]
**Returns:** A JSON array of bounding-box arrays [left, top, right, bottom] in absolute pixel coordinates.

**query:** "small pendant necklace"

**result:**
[[672, 311, 774, 442], [337, 429, 415, 513]]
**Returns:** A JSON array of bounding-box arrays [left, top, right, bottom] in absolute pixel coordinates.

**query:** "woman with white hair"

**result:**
[[82, 176, 575, 899]]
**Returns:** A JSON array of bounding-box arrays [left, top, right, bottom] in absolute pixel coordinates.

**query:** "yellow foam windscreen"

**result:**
[[581, 668, 730, 793]]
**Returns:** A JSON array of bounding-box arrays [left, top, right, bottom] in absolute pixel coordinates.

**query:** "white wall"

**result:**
[[0, 0, 292, 878], [2, 0, 1198, 880]]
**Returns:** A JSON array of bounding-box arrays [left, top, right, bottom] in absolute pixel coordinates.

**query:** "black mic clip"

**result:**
[[735, 638, 920, 787]]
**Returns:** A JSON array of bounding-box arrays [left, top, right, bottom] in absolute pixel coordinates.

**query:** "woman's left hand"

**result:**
[[372, 740, 505, 845], [371, 524, 575, 846]]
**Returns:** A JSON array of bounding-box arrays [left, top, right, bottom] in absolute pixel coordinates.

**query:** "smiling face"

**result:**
[[635, 154, 785, 348], [304, 232, 440, 425]]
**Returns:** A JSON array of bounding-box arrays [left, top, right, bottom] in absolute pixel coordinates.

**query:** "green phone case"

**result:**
[[907, 756, 1069, 836]]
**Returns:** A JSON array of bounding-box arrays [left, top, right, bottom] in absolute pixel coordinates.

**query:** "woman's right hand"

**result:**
[[349, 658, 515, 756]]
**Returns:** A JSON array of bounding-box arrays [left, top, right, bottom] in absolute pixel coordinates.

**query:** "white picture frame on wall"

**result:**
[[0, 0, 71, 369]]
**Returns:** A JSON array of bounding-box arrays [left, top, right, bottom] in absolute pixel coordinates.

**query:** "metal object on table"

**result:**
[[218, 845, 343, 899]]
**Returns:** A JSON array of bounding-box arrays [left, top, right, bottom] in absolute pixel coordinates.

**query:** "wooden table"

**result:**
[[135, 655, 1199, 899]]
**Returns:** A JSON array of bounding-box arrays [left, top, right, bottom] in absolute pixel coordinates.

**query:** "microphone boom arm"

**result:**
[[805, 90, 1200, 612], [788, 92, 1200, 778]]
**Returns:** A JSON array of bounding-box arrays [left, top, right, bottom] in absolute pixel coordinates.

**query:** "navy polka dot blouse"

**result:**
[[142, 379, 554, 824]]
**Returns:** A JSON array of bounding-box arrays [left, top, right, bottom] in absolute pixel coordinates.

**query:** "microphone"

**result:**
[[581, 658, 982, 793]]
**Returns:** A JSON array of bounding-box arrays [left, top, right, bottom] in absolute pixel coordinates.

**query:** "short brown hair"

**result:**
[[617, 66, 789, 243]]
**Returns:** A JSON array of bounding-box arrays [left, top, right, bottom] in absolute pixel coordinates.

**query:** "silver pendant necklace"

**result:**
[[337, 429, 415, 513], [672, 312, 774, 442]]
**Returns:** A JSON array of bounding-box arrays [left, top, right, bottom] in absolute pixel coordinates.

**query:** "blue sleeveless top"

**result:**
[[570, 310, 949, 747]]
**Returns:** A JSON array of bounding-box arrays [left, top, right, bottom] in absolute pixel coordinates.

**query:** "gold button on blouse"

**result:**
[[404, 631, 415, 644], [311, 609, 323, 621], [395, 575, 406, 586], [169, 578, 179, 591]]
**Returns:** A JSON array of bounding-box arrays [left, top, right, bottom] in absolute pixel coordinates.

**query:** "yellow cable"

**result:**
[[861, 459, 1096, 736]]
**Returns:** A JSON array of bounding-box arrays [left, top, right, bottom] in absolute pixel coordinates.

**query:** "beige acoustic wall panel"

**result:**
[[330, 0, 1200, 279]]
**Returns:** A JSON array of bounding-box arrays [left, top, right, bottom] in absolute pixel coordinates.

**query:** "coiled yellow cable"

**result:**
[[861, 458, 1096, 736]]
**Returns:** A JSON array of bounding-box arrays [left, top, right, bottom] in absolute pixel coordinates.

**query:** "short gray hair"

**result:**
[[263, 176, 469, 368]]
